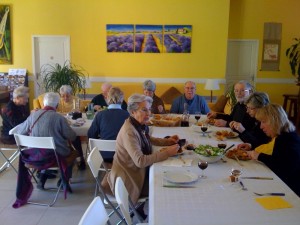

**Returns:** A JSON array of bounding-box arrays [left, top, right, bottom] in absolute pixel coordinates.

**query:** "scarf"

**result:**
[[129, 116, 152, 155]]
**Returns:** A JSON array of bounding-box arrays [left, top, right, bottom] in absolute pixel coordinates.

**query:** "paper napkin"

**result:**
[[255, 196, 293, 210], [162, 157, 193, 167]]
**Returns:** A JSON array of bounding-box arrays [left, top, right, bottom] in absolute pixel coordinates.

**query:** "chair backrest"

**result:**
[[9, 125, 21, 135], [89, 138, 116, 154], [14, 134, 56, 149], [115, 177, 132, 225], [78, 196, 109, 225], [87, 147, 104, 179]]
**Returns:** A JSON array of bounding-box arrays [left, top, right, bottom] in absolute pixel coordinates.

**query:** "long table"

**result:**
[[149, 126, 300, 225]]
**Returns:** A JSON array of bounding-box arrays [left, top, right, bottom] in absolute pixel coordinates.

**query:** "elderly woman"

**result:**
[[88, 87, 130, 162], [56, 85, 86, 170], [246, 104, 300, 197], [143, 80, 165, 114], [208, 80, 256, 129], [1, 86, 30, 144], [231, 92, 271, 149], [13, 92, 78, 208], [103, 94, 179, 217]]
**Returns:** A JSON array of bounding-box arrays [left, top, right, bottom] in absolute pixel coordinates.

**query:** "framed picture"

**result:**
[[0, 5, 12, 64], [263, 40, 280, 62], [106, 24, 134, 52]]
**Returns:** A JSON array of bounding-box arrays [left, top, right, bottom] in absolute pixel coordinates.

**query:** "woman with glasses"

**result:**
[[207, 80, 256, 130], [245, 104, 300, 197], [143, 80, 166, 114], [232, 92, 271, 149], [102, 94, 180, 219]]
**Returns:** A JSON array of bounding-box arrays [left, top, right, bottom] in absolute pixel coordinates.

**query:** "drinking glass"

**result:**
[[198, 161, 208, 178], [231, 167, 242, 181], [201, 123, 208, 136], [194, 112, 201, 124], [217, 141, 227, 149]]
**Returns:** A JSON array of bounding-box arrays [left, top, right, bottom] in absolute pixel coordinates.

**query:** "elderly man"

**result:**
[[143, 80, 165, 114], [170, 81, 210, 114], [91, 82, 127, 110]]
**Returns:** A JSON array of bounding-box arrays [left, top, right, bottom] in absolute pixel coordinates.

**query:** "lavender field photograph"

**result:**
[[164, 25, 192, 53], [135, 25, 163, 53], [106, 24, 134, 52]]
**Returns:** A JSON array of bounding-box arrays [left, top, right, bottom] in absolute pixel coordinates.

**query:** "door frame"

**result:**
[[32, 35, 70, 97]]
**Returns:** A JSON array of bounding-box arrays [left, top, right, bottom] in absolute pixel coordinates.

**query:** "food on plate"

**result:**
[[194, 144, 224, 157], [215, 130, 238, 139], [185, 144, 196, 150], [150, 115, 181, 127], [160, 147, 183, 154], [226, 148, 251, 161], [207, 118, 215, 125], [196, 121, 203, 126]]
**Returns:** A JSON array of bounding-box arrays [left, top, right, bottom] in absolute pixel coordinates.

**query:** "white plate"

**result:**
[[214, 130, 239, 139], [164, 171, 198, 184], [191, 124, 212, 133]]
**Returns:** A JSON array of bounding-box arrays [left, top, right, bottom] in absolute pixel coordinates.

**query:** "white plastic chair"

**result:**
[[14, 134, 64, 207], [115, 177, 148, 225], [78, 196, 110, 225], [0, 125, 20, 173], [89, 138, 116, 172], [87, 147, 123, 222]]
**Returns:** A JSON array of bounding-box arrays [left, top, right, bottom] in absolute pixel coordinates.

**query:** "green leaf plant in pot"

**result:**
[[41, 61, 88, 95], [286, 38, 300, 85]]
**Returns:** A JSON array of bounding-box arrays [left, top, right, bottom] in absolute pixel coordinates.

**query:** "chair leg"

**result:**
[[0, 148, 19, 173]]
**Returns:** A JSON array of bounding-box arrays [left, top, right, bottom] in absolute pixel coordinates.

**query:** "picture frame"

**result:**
[[262, 39, 280, 62], [0, 5, 12, 64]]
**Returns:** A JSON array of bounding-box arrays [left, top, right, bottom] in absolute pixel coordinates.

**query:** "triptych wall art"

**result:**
[[0, 5, 12, 64], [106, 24, 192, 53]]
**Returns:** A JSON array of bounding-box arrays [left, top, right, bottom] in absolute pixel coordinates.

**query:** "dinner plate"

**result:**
[[164, 171, 198, 184], [225, 131, 239, 138], [191, 124, 212, 133], [214, 130, 239, 139]]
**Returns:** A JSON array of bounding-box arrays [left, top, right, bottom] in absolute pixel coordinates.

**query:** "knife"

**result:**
[[163, 185, 196, 188], [241, 176, 273, 180]]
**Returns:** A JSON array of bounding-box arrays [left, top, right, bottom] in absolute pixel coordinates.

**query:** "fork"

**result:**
[[253, 192, 285, 196]]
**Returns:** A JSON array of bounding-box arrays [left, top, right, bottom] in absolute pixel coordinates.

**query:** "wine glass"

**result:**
[[218, 141, 227, 149], [198, 161, 208, 178], [231, 168, 242, 181], [201, 123, 208, 136], [194, 112, 201, 125]]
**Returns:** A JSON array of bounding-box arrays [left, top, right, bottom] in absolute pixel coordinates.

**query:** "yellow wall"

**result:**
[[1, 0, 299, 108], [229, 0, 300, 104]]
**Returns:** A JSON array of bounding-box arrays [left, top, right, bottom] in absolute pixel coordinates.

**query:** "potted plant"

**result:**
[[40, 61, 88, 95], [286, 38, 300, 85]]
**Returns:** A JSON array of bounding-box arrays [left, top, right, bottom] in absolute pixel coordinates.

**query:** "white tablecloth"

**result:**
[[149, 126, 300, 225]]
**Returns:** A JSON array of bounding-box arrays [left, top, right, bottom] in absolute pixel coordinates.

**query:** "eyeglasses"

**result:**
[[184, 87, 196, 90], [234, 89, 249, 94], [246, 106, 256, 111], [139, 107, 151, 113]]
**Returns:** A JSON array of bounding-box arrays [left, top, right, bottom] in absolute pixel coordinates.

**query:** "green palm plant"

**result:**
[[286, 38, 300, 84], [41, 61, 88, 95]]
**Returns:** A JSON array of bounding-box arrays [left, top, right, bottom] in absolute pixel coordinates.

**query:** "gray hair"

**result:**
[[245, 92, 270, 108], [107, 87, 124, 104], [143, 80, 156, 92], [127, 94, 153, 114], [235, 80, 254, 93], [59, 85, 73, 95], [256, 103, 295, 135], [13, 86, 29, 99], [43, 92, 60, 108]]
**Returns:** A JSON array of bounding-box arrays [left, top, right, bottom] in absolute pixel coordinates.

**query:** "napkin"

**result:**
[[255, 196, 293, 210], [162, 157, 193, 167]]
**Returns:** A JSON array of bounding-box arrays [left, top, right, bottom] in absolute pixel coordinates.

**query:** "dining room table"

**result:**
[[148, 116, 300, 225]]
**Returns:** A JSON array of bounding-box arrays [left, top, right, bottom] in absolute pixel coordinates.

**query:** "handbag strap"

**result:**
[[28, 110, 48, 135]]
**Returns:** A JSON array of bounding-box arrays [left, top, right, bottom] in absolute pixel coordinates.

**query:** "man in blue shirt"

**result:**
[[170, 81, 210, 114]]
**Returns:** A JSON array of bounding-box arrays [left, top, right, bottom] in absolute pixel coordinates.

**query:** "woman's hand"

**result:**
[[247, 150, 260, 160], [214, 119, 227, 127], [167, 144, 180, 157], [94, 105, 101, 111], [207, 111, 217, 119], [229, 121, 245, 133], [237, 143, 251, 151], [157, 105, 164, 113]]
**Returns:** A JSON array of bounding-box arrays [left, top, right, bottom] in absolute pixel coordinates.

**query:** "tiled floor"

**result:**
[[0, 145, 146, 225]]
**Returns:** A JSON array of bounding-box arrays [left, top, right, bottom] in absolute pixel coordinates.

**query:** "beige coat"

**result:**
[[107, 118, 173, 204]]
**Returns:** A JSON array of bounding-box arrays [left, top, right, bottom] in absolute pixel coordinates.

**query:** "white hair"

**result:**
[[43, 92, 60, 108], [127, 94, 153, 114], [13, 86, 29, 99], [59, 85, 73, 95]]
